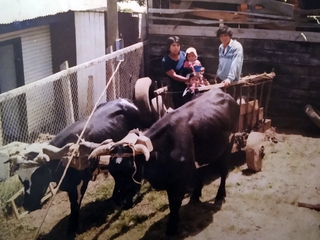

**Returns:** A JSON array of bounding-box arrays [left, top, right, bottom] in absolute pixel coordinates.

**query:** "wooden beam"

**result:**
[[261, 0, 294, 17], [170, 4, 248, 22], [149, 16, 320, 29], [149, 24, 320, 43], [178, 0, 263, 4], [148, 8, 293, 20], [107, 0, 119, 49], [173, 0, 193, 29]]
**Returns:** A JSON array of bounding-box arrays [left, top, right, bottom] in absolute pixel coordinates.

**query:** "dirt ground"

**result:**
[[0, 131, 320, 240]]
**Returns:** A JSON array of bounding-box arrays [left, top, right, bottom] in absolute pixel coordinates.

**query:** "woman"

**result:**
[[162, 36, 189, 108]]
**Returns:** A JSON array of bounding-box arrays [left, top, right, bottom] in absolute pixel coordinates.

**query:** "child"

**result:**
[[182, 73, 202, 104], [183, 47, 205, 73]]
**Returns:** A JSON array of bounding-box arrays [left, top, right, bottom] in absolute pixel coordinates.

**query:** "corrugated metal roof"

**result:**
[[0, 0, 106, 24]]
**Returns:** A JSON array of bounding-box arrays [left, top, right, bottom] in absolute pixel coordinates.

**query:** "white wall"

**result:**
[[74, 11, 106, 118]]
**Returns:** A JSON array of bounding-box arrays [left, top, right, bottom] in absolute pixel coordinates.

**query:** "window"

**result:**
[[0, 38, 24, 93]]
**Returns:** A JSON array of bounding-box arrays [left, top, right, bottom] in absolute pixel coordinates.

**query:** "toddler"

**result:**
[[183, 47, 204, 73], [182, 73, 201, 104]]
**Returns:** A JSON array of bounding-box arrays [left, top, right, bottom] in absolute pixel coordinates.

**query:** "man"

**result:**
[[215, 25, 243, 87]]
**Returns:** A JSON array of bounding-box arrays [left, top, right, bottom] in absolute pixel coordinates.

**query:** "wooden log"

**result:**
[[298, 201, 320, 211]]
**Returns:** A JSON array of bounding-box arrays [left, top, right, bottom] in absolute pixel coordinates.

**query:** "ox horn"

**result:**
[[88, 142, 114, 159], [42, 143, 73, 160], [133, 144, 150, 161]]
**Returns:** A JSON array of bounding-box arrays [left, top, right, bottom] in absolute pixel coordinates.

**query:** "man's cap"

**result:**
[[186, 47, 198, 57]]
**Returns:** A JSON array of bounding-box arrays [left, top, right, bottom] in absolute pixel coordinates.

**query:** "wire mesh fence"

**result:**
[[0, 42, 144, 146]]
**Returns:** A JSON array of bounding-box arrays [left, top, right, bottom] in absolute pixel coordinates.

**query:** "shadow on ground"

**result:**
[[38, 151, 246, 240], [140, 200, 223, 240], [38, 198, 115, 240]]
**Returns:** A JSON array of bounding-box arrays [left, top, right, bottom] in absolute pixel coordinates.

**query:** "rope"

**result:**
[[33, 60, 123, 240], [128, 144, 142, 185]]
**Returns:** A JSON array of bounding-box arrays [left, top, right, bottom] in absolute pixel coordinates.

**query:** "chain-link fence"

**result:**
[[0, 42, 144, 146]]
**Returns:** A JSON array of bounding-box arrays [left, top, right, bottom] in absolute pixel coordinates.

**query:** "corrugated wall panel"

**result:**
[[0, 25, 55, 138], [0, 25, 53, 84], [74, 11, 106, 118], [21, 27, 52, 84]]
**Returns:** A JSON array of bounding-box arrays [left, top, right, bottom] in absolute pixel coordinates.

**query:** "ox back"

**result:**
[[20, 98, 140, 234], [107, 88, 240, 236]]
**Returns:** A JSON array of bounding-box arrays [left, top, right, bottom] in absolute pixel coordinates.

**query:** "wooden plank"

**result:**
[[258, 119, 272, 133], [149, 24, 320, 43], [170, 3, 248, 22], [171, 1, 193, 29], [7, 187, 28, 219], [187, 8, 248, 22], [148, 8, 293, 20], [174, 0, 262, 4], [261, 0, 294, 17], [148, 15, 320, 30]]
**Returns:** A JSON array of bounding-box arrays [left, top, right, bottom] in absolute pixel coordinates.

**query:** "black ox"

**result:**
[[6, 98, 140, 233], [88, 88, 240, 236]]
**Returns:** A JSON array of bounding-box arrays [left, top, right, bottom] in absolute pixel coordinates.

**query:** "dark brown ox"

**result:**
[[87, 88, 240, 236], [5, 98, 140, 234]]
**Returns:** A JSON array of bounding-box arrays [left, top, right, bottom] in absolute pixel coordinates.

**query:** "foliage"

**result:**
[[117, 0, 145, 7]]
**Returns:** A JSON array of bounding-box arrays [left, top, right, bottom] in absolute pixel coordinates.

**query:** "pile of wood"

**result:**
[[149, 0, 320, 31]]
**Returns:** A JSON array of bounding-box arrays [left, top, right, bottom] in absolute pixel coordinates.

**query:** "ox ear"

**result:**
[[88, 142, 114, 159], [133, 144, 150, 161]]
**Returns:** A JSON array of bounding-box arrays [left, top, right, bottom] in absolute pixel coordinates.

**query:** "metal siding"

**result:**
[[74, 11, 106, 118], [0, 25, 53, 84], [21, 26, 52, 84]]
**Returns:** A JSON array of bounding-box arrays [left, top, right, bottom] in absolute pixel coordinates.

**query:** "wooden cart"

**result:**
[[134, 72, 275, 172]]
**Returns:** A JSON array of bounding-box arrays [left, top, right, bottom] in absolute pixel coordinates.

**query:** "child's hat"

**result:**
[[186, 47, 198, 57]]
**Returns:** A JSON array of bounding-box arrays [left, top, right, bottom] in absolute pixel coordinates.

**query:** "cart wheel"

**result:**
[[134, 77, 154, 127], [151, 95, 167, 120], [305, 104, 320, 129]]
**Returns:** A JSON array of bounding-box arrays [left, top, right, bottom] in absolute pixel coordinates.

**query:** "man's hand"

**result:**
[[222, 79, 231, 87]]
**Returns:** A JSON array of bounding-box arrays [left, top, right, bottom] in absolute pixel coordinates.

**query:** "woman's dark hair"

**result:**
[[166, 36, 181, 53], [216, 25, 233, 38]]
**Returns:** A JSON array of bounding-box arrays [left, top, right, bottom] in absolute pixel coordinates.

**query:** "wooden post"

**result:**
[[87, 75, 94, 114], [60, 61, 75, 125], [107, 0, 119, 50]]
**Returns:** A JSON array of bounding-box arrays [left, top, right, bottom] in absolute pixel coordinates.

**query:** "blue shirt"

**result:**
[[162, 51, 187, 92], [216, 39, 243, 82]]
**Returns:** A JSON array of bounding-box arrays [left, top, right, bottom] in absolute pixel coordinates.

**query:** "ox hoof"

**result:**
[[209, 197, 225, 207]]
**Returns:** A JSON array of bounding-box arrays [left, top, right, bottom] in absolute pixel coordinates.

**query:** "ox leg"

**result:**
[[166, 188, 185, 236], [189, 169, 203, 204], [215, 149, 230, 202], [67, 180, 89, 234]]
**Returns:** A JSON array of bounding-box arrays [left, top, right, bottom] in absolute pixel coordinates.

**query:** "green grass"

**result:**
[[0, 174, 23, 216]]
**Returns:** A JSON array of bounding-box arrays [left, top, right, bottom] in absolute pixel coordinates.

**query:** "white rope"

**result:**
[[33, 60, 123, 240]]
